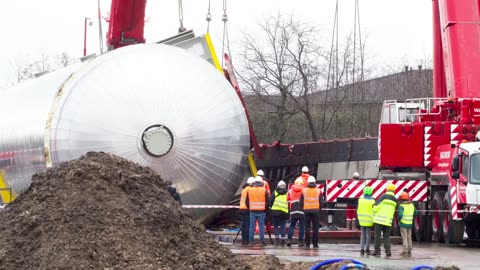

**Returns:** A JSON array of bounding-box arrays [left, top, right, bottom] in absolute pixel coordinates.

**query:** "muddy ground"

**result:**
[[0, 152, 462, 270]]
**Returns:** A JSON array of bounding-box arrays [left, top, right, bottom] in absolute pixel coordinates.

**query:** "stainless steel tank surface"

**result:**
[[0, 44, 250, 223]]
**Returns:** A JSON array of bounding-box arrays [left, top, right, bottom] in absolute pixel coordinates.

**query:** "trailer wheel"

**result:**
[[424, 214, 433, 242], [442, 192, 465, 244], [413, 214, 425, 242], [391, 214, 401, 236], [466, 221, 479, 239], [431, 191, 445, 243]]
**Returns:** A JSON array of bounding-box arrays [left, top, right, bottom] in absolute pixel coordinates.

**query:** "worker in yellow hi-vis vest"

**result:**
[[357, 186, 375, 255], [398, 191, 417, 256], [269, 180, 289, 246], [372, 183, 398, 257]]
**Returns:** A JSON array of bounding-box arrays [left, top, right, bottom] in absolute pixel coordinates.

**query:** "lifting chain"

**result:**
[[178, 0, 186, 33], [221, 0, 228, 23], [221, 0, 230, 67], [206, 0, 212, 33]]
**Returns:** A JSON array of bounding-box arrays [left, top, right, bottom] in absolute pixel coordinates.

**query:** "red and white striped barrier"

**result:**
[[326, 179, 428, 202]]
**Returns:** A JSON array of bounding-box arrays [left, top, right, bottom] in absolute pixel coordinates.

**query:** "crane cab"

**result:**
[[452, 141, 480, 207], [380, 100, 424, 124]]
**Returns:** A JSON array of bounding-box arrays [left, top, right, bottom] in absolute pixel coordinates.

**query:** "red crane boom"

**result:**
[[106, 0, 147, 50]]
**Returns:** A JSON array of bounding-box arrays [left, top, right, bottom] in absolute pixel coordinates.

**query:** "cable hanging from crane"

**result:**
[[97, 0, 104, 54], [206, 0, 212, 33], [221, 0, 232, 67], [350, 0, 362, 137], [178, 0, 187, 33], [326, 0, 338, 92]]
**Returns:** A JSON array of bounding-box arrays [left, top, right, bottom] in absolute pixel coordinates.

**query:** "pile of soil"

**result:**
[[0, 152, 235, 269]]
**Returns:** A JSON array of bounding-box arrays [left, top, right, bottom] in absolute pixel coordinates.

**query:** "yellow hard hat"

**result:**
[[294, 177, 304, 185], [386, 183, 395, 191]]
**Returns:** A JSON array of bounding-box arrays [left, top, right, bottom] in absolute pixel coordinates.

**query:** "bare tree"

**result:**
[[237, 14, 324, 142], [238, 14, 374, 143], [12, 52, 72, 84]]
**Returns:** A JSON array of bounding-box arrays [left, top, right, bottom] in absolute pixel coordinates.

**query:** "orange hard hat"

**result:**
[[400, 192, 409, 200]]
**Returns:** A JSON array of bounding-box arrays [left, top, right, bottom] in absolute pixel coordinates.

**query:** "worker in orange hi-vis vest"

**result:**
[[246, 176, 269, 246], [346, 172, 360, 230], [256, 169, 271, 195], [239, 177, 255, 246], [300, 176, 322, 249], [299, 166, 310, 187]]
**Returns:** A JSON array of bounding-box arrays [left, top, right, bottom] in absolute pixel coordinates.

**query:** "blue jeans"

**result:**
[[272, 215, 287, 238], [249, 212, 266, 242], [360, 226, 372, 250], [288, 217, 305, 241], [241, 212, 250, 241]]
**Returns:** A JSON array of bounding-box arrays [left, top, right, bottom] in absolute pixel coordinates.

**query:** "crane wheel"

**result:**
[[442, 192, 464, 244], [413, 214, 425, 242], [431, 191, 445, 243]]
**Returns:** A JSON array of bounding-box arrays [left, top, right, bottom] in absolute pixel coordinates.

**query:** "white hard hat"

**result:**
[[301, 166, 309, 172], [307, 176, 316, 183], [353, 172, 360, 178], [247, 177, 255, 185], [255, 176, 263, 183], [257, 170, 264, 176], [277, 180, 286, 188]]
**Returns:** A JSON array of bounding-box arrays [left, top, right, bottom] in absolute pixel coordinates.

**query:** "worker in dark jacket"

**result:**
[[357, 186, 375, 255], [165, 180, 182, 205], [269, 180, 289, 246], [300, 176, 322, 248], [246, 176, 269, 246], [372, 183, 398, 257], [239, 177, 255, 245]]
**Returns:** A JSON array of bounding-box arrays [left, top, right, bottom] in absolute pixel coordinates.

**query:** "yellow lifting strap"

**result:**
[[248, 152, 257, 177], [204, 33, 223, 72], [0, 170, 16, 203]]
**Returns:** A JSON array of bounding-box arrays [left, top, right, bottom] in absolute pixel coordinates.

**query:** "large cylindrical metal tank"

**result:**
[[0, 44, 250, 223]]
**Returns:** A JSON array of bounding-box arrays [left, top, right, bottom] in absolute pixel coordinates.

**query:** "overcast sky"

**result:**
[[0, 0, 432, 89]]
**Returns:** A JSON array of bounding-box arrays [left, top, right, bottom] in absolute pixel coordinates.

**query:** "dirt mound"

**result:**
[[0, 152, 240, 270]]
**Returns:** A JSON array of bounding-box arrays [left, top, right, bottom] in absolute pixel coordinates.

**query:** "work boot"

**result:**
[[241, 240, 246, 246], [298, 240, 305, 247], [274, 238, 280, 246], [400, 251, 407, 256], [386, 252, 392, 257], [248, 242, 253, 247], [365, 249, 371, 255], [280, 239, 286, 246], [312, 244, 319, 248], [286, 239, 292, 247], [372, 251, 381, 257], [261, 241, 267, 246], [304, 242, 311, 249], [360, 249, 365, 255]]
